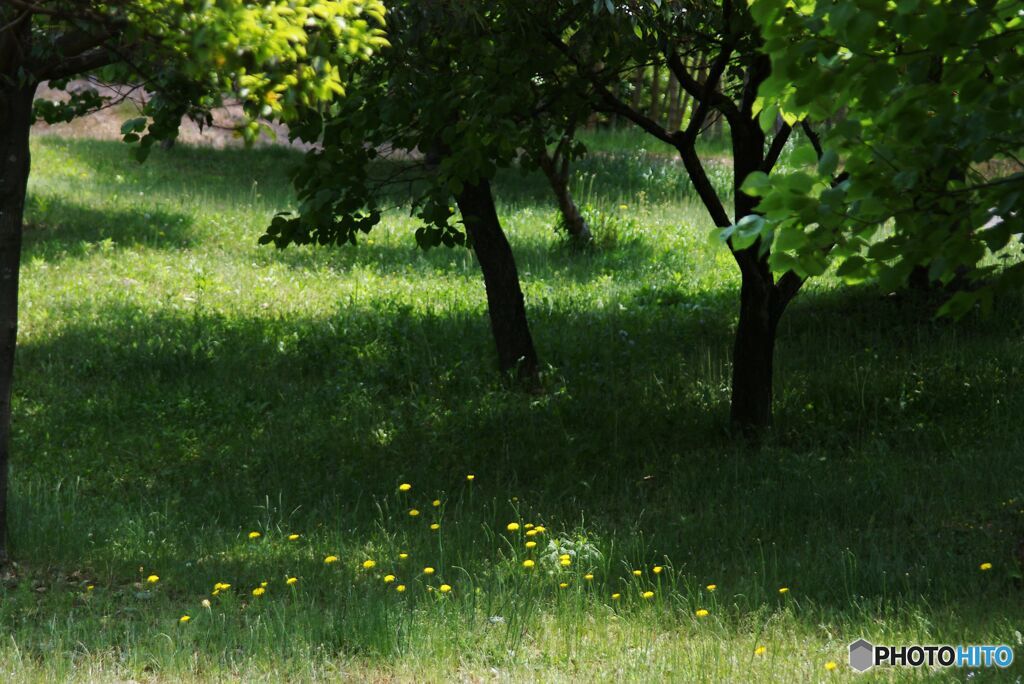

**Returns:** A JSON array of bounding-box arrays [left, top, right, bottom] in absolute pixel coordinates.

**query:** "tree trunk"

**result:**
[[729, 260, 778, 431], [648, 63, 662, 125], [630, 67, 646, 112], [665, 72, 681, 132], [727, 121, 796, 434], [455, 179, 540, 381], [0, 83, 35, 564], [536, 148, 592, 245]]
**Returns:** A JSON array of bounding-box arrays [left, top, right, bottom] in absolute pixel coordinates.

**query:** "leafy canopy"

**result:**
[[746, 0, 1024, 315]]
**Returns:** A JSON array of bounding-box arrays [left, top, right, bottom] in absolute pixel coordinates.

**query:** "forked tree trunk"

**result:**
[[0, 83, 35, 564], [536, 148, 592, 245], [455, 179, 540, 381]]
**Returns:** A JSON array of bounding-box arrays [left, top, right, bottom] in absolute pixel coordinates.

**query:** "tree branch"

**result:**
[[762, 123, 791, 172]]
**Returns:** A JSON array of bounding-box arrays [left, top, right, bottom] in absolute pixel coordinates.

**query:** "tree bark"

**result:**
[[665, 71, 681, 132], [648, 62, 662, 125], [0, 82, 35, 564], [726, 121, 799, 433], [455, 179, 540, 381], [536, 147, 592, 245]]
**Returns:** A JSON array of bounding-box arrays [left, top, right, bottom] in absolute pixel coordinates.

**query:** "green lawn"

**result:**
[[2, 134, 1022, 681]]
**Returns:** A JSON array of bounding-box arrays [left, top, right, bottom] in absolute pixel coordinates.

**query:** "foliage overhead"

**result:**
[[2, 1, 388, 156], [260, 1, 592, 251], [746, 0, 1024, 316]]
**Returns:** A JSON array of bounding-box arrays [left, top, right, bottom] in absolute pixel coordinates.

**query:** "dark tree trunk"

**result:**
[[455, 179, 540, 381], [0, 83, 35, 564], [536, 147, 592, 245], [726, 121, 799, 434], [729, 260, 779, 431], [648, 63, 662, 124], [665, 72, 681, 132]]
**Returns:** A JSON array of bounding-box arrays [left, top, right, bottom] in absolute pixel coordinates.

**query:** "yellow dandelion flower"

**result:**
[[362, 560, 376, 570], [584, 574, 594, 581], [430, 523, 440, 531], [980, 562, 993, 571], [383, 574, 396, 583], [632, 570, 642, 577], [653, 566, 663, 575], [525, 523, 534, 529], [213, 582, 231, 591], [423, 567, 435, 575], [86, 585, 95, 592], [399, 483, 412, 492], [439, 584, 452, 593], [179, 615, 190, 624], [507, 522, 520, 532], [409, 509, 420, 517], [466, 474, 475, 481], [825, 661, 837, 671], [252, 587, 265, 597], [212, 590, 220, 596], [286, 577, 298, 586], [560, 558, 572, 567], [534, 526, 546, 533], [399, 553, 409, 560], [695, 608, 709, 617], [248, 531, 261, 540], [611, 593, 621, 600], [525, 541, 537, 549], [146, 575, 160, 584], [260, 581, 268, 588], [287, 533, 300, 541], [324, 555, 339, 564], [778, 587, 789, 594], [432, 499, 441, 507], [201, 599, 211, 608], [706, 584, 717, 591], [619, 204, 628, 209], [642, 591, 655, 599], [396, 584, 406, 592], [526, 529, 539, 537], [754, 646, 766, 656], [523, 559, 535, 569], [559, 582, 569, 589]]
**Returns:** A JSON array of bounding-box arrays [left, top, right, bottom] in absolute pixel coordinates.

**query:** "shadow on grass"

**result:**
[[8, 284, 1024, 612], [23, 195, 196, 259]]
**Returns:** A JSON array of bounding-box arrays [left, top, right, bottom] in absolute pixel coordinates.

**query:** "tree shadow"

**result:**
[[23, 195, 195, 260]]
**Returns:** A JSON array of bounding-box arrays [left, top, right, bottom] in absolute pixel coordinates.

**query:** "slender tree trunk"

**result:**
[[0, 83, 35, 564], [455, 179, 540, 381], [664, 71, 680, 132], [630, 67, 646, 112], [536, 147, 592, 245], [648, 62, 662, 125]]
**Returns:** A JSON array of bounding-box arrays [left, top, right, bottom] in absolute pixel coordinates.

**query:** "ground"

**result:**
[[1, 129, 1021, 682]]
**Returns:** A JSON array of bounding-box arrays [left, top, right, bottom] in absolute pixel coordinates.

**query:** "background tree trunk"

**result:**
[[536, 147, 592, 245], [648, 62, 662, 125], [455, 179, 540, 381], [665, 72, 680, 132], [0, 83, 36, 564]]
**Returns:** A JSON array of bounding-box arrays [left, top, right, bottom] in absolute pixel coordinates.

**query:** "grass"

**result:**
[[2, 132, 1023, 681]]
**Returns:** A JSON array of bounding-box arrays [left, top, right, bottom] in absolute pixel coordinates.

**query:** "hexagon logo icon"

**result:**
[[849, 639, 875, 672]]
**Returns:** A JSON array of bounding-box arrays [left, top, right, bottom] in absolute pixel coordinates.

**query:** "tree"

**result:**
[[744, 0, 1024, 317], [0, 0, 387, 564], [536, 1, 806, 431], [262, 2, 596, 379]]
